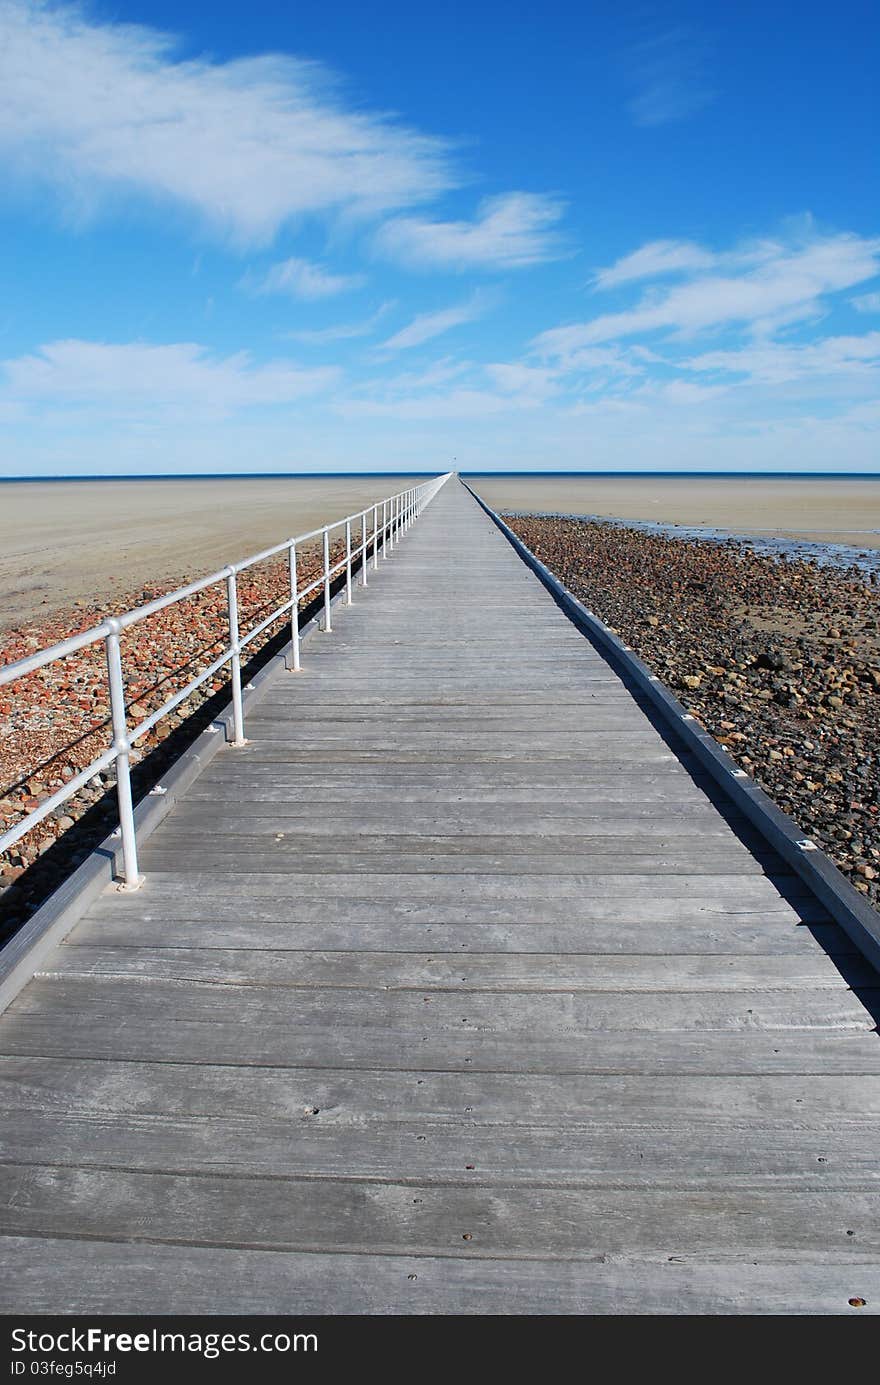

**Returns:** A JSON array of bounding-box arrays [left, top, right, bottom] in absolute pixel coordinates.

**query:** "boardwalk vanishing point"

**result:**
[[1, 476, 880, 1315]]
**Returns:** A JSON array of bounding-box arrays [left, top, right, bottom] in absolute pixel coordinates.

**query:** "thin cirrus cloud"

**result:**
[[287, 303, 396, 345], [378, 295, 490, 352], [851, 292, 880, 314], [592, 235, 790, 291], [593, 239, 716, 290], [0, 0, 454, 246], [375, 193, 567, 270], [534, 231, 880, 360], [2, 340, 338, 412], [247, 257, 365, 300], [680, 332, 880, 387], [484, 362, 562, 403], [624, 25, 715, 128]]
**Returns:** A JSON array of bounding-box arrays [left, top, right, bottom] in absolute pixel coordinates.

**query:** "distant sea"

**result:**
[[2, 469, 880, 482]]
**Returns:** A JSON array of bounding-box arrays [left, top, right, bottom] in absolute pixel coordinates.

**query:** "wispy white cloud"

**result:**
[[633, 379, 729, 406], [680, 332, 880, 386], [624, 25, 715, 127], [593, 239, 715, 290], [378, 294, 489, 351], [366, 359, 472, 395], [286, 303, 395, 344], [375, 193, 566, 270], [338, 356, 558, 419], [247, 257, 364, 300], [851, 291, 880, 314], [338, 389, 513, 420], [484, 362, 562, 402], [0, 0, 453, 246], [2, 340, 338, 414], [535, 231, 880, 356]]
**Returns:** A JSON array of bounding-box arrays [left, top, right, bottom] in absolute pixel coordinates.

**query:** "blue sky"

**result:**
[[0, 0, 878, 474]]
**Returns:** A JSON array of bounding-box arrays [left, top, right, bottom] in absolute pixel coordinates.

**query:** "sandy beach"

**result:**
[[470, 476, 880, 548], [0, 476, 421, 630]]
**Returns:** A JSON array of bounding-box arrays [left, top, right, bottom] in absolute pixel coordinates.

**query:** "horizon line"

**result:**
[[3, 469, 880, 483]]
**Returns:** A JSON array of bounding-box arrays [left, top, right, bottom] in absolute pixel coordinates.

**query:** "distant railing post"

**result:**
[[373, 504, 379, 571], [361, 511, 369, 587], [289, 541, 301, 671], [225, 568, 246, 745], [104, 621, 141, 890], [382, 500, 388, 560], [322, 528, 332, 632], [345, 519, 353, 605]]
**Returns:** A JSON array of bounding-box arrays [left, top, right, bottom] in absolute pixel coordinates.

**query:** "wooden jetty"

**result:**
[[1, 478, 879, 1314]]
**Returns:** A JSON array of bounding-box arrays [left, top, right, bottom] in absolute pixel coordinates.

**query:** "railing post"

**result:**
[[361, 511, 368, 587], [104, 621, 141, 890], [382, 500, 388, 559], [226, 568, 246, 745], [322, 527, 332, 632], [345, 519, 353, 604], [373, 504, 379, 571], [289, 541, 301, 671]]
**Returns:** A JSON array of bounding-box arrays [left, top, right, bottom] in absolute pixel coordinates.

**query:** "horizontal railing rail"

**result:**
[[1, 472, 451, 889]]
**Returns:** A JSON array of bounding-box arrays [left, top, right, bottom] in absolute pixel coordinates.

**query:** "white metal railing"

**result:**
[[0, 472, 451, 889]]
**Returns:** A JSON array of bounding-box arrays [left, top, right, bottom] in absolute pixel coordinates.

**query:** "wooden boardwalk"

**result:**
[[2, 478, 880, 1314]]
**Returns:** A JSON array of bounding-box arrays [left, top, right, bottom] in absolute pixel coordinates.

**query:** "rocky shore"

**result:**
[[0, 537, 351, 939], [507, 514, 880, 910]]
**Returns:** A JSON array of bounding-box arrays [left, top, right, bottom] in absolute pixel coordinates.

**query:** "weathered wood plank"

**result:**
[[223, 746, 683, 765], [5, 1109, 880, 1184], [139, 847, 775, 878], [6, 1057, 880, 1125], [45, 946, 869, 992], [245, 713, 659, 734], [71, 916, 848, 957], [1, 1237, 876, 1315], [106, 868, 814, 898], [184, 778, 718, 806], [10, 974, 875, 1032], [165, 806, 749, 835], [5, 1013, 880, 1075], [2, 1163, 880, 1260]]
